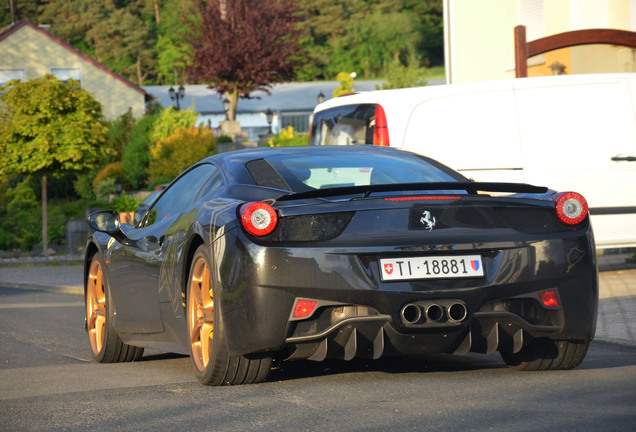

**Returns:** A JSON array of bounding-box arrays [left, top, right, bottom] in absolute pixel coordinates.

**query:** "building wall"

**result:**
[[445, 0, 518, 83], [0, 24, 145, 119], [445, 0, 636, 83]]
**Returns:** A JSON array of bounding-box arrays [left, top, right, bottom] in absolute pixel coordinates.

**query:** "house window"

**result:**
[[0, 68, 26, 86], [50, 67, 82, 84], [280, 113, 311, 133], [519, 0, 546, 66]]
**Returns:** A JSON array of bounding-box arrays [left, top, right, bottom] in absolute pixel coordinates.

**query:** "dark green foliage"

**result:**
[[122, 112, 160, 189], [0, 0, 42, 27], [296, 0, 443, 81], [12, 1, 443, 84], [0, 177, 105, 251], [107, 110, 135, 160]]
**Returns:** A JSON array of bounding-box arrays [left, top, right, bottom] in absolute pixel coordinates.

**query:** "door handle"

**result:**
[[611, 156, 636, 162]]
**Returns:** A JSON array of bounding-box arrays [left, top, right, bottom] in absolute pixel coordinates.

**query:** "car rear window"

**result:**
[[310, 104, 377, 146], [267, 152, 460, 191]]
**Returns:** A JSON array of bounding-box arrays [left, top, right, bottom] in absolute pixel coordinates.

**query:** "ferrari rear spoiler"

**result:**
[[276, 182, 548, 202]]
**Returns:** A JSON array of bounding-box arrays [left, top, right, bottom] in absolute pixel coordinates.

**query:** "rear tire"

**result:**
[[501, 338, 589, 371], [86, 252, 144, 363], [186, 245, 272, 385]]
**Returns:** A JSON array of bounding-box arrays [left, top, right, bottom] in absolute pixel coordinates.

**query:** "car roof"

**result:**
[[200, 145, 463, 186]]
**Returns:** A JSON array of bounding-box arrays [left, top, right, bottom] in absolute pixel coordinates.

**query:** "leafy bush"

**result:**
[[122, 112, 160, 189], [110, 194, 142, 213], [106, 110, 135, 159], [377, 58, 428, 90], [74, 172, 96, 200], [93, 162, 126, 193], [266, 126, 308, 147], [333, 72, 355, 97], [149, 107, 199, 144], [95, 178, 117, 201], [147, 127, 216, 182], [0, 178, 40, 250], [5, 177, 38, 214]]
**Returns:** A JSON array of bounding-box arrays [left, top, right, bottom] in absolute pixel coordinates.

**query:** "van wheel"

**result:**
[[500, 338, 589, 371]]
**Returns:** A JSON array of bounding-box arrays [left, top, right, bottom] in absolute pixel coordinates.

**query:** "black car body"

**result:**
[[84, 146, 598, 385]]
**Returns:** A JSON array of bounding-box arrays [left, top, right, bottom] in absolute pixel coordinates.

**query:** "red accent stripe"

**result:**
[[384, 196, 462, 201]]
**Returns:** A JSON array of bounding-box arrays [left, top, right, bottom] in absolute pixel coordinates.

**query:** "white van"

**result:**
[[310, 74, 636, 249]]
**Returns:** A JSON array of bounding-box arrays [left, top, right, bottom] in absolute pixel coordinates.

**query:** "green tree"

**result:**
[[0, 75, 110, 253], [296, 0, 442, 80], [377, 58, 428, 89], [154, 0, 198, 84], [295, 0, 369, 80]]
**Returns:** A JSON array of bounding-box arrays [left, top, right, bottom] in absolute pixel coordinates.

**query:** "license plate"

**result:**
[[380, 255, 484, 281]]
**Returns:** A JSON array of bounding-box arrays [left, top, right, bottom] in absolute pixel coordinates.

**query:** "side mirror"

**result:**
[[87, 211, 135, 246], [87, 210, 120, 234]]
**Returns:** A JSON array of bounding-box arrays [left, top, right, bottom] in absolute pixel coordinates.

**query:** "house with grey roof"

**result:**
[[143, 81, 385, 141], [1, 20, 149, 119]]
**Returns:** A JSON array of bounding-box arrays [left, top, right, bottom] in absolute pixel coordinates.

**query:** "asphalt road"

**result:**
[[1, 286, 635, 432]]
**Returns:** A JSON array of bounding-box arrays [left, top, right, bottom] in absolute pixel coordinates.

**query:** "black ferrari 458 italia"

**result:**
[[84, 146, 598, 385]]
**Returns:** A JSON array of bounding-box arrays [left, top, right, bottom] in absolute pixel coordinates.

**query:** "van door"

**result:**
[[514, 76, 636, 249], [402, 83, 525, 182]]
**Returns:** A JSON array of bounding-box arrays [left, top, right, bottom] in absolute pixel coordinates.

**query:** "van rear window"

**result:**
[[310, 104, 377, 146]]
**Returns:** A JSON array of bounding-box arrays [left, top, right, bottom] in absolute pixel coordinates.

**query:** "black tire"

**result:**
[[86, 252, 144, 363], [501, 338, 589, 371], [186, 245, 272, 385]]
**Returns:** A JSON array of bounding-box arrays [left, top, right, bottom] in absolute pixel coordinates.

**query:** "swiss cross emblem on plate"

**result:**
[[384, 263, 393, 275]]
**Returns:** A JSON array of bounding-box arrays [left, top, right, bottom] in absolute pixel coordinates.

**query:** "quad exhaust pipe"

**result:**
[[400, 301, 468, 326]]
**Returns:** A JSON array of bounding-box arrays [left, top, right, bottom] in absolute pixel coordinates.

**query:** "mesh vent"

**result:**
[[265, 212, 354, 242]]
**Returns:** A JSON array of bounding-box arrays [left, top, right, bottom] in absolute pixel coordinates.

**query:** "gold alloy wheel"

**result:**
[[87, 258, 106, 356], [188, 256, 214, 372]]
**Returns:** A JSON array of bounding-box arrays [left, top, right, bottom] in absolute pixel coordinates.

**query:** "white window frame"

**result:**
[[50, 67, 83, 85], [0, 68, 26, 86]]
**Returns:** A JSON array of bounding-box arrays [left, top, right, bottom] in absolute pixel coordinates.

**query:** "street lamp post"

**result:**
[[168, 85, 185, 109], [317, 91, 326, 104], [114, 178, 123, 195], [265, 108, 273, 134]]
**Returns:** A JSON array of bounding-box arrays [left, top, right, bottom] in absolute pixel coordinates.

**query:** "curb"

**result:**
[[1, 282, 83, 296], [590, 338, 636, 352]]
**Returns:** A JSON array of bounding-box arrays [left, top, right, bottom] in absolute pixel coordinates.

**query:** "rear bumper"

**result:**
[[216, 228, 598, 360]]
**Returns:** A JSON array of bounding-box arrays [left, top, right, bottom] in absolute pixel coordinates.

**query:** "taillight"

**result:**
[[240, 202, 278, 236], [553, 192, 588, 225], [373, 104, 390, 147], [292, 299, 318, 319], [538, 290, 560, 309]]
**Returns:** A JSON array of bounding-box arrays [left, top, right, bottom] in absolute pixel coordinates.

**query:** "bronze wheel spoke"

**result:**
[[188, 256, 214, 371], [87, 258, 107, 356]]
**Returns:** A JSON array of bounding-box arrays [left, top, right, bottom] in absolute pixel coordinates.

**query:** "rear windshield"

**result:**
[[310, 104, 376, 146], [267, 151, 461, 191]]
